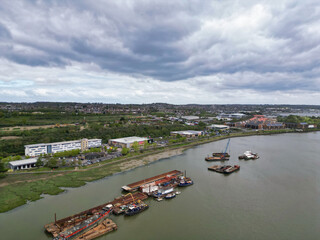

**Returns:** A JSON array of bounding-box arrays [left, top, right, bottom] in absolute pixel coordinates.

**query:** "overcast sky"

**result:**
[[0, 0, 320, 104]]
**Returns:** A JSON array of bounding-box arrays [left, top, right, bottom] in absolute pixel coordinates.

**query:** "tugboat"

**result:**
[[125, 201, 149, 216], [238, 151, 259, 160], [165, 192, 176, 199], [178, 177, 194, 187], [53, 204, 113, 240]]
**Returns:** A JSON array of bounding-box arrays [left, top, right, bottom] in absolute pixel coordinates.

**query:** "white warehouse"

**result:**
[[25, 138, 102, 157]]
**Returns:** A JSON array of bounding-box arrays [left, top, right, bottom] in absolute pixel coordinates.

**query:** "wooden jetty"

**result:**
[[121, 170, 183, 192]]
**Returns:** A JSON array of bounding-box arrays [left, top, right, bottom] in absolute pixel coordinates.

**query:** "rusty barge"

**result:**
[[121, 170, 183, 192], [208, 165, 240, 174], [45, 192, 147, 238], [45, 170, 192, 240], [205, 139, 231, 161]]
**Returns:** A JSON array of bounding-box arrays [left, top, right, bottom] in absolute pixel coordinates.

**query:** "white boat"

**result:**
[[239, 151, 259, 160]]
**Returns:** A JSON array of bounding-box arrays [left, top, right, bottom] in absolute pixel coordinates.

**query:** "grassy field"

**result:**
[[0, 164, 122, 213]]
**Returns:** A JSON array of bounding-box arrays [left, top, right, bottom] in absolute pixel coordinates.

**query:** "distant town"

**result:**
[[0, 102, 319, 173]]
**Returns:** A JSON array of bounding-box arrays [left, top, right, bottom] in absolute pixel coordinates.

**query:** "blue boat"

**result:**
[[165, 192, 176, 199], [125, 202, 149, 216], [178, 178, 193, 187]]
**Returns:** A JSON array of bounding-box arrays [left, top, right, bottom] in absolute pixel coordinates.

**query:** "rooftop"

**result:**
[[9, 158, 37, 166], [208, 124, 229, 128], [25, 138, 101, 147], [109, 136, 148, 144], [181, 116, 199, 120], [171, 130, 203, 135]]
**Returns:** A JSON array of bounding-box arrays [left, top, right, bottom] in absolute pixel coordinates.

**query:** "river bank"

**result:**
[[0, 128, 318, 213]]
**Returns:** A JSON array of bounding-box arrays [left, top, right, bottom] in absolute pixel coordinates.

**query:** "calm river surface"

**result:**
[[1, 132, 320, 240]]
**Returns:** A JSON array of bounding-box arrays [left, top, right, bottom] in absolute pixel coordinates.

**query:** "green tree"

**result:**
[[35, 157, 43, 168], [198, 121, 206, 127], [132, 141, 139, 152], [0, 162, 7, 173], [47, 158, 58, 168], [121, 147, 130, 155], [143, 141, 149, 149]]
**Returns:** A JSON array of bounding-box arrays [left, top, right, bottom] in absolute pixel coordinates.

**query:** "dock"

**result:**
[[45, 192, 147, 238], [121, 170, 183, 192]]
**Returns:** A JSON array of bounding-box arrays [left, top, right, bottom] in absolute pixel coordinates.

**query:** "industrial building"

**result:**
[[219, 113, 246, 119], [170, 130, 203, 138], [25, 138, 102, 157], [9, 158, 37, 170], [108, 136, 149, 148], [181, 116, 200, 121], [207, 124, 230, 131]]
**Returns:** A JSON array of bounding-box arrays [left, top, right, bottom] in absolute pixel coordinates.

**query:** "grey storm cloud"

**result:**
[[0, 0, 320, 99]]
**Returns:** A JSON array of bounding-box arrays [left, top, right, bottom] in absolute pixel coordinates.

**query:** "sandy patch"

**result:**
[[118, 148, 184, 171]]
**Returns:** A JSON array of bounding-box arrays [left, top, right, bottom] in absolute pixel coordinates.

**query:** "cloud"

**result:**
[[0, 0, 319, 103]]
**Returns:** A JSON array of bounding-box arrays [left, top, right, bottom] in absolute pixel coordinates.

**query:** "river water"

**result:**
[[1, 132, 320, 240]]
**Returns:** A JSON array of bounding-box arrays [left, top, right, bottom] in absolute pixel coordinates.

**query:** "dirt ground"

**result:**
[[0, 136, 22, 140], [0, 124, 75, 131]]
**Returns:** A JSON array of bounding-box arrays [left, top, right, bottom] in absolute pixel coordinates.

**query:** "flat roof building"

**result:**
[[170, 130, 203, 138], [207, 124, 230, 130], [108, 136, 148, 148], [9, 158, 37, 170], [181, 116, 200, 121], [25, 138, 102, 157], [219, 113, 246, 119]]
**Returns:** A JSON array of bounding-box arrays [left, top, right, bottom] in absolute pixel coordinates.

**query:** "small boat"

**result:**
[[238, 151, 259, 160], [165, 192, 176, 199], [175, 191, 181, 195], [156, 197, 163, 202], [153, 186, 174, 198], [178, 177, 194, 187], [125, 201, 149, 216]]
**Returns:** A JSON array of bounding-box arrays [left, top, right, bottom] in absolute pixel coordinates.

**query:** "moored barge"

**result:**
[[205, 139, 231, 161], [45, 192, 147, 238], [208, 165, 240, 174], [121, 170, 183, 192], [205, 153, 230, 161], [53, 205, 113, 240]]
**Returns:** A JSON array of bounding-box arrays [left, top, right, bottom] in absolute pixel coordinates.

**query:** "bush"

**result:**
[[121, 147, 130, 155]]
